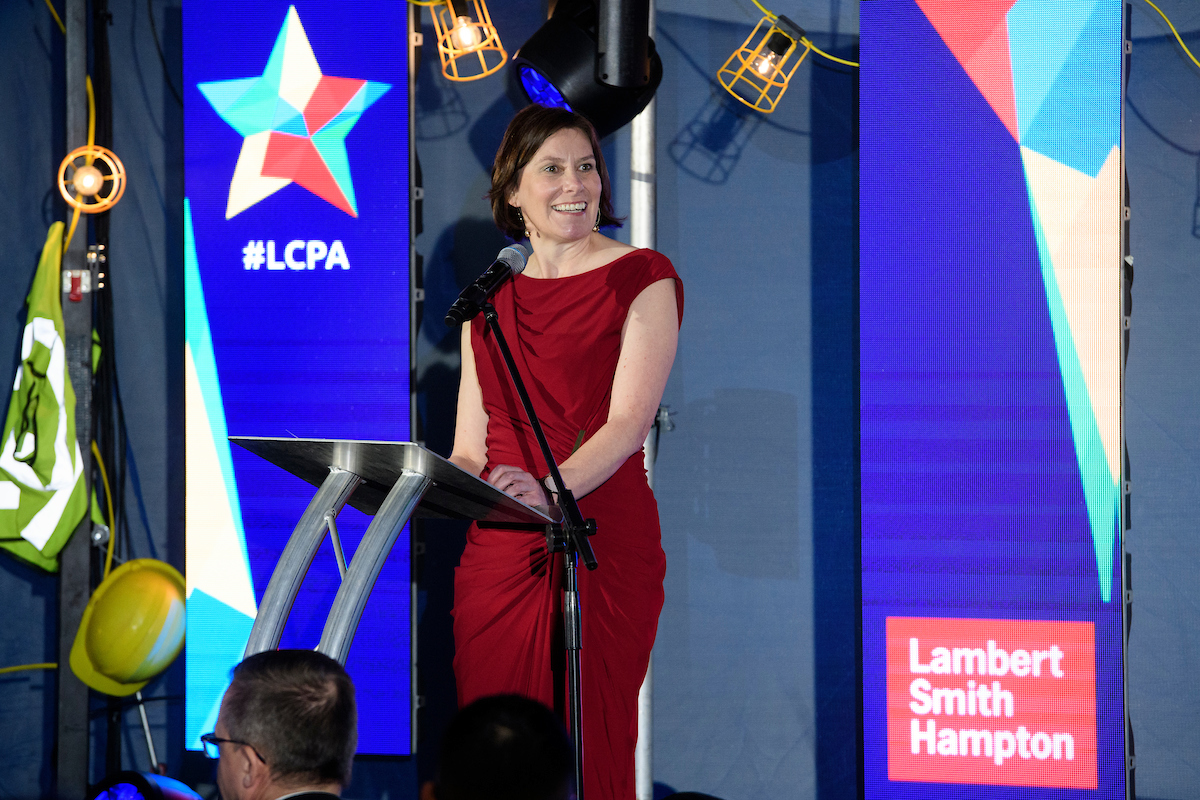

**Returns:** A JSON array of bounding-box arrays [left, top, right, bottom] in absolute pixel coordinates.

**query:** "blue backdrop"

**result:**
[[182, 0, 412, 757], [860, 2, 1124, 797], [0, 2, 1198, 799]]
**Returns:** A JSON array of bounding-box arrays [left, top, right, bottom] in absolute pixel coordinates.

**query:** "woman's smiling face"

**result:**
[[508, 127, 602, 244]]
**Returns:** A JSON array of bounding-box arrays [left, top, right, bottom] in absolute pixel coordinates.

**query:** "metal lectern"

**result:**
[[230, 437, 554, 664]]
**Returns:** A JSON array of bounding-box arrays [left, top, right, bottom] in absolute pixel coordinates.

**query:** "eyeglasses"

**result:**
[[199, 732, 267, 765]]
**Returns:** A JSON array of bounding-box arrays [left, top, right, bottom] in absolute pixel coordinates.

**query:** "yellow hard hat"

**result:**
[[69, 558, 186, 696]]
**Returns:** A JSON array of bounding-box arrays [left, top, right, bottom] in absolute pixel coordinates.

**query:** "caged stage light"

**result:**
[[717, 14, 810, 114], [432, 0, 507, 82]]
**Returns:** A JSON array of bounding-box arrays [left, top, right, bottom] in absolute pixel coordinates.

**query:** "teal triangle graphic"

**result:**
[[312, 121, 359, 213], [339, 91, 368, 117], [1018, 0, 1120, 177], [271, 98, 308, 137], [1025, 187, 1119, 602], [260, 11, 293, 91], [199, 78, 279, 138], [184, 588, 255, 748], [325, 81, 389, 121], [196, 77, 259, 115], [362, 80, 390, 107], [1007, 0, 1101, 139]]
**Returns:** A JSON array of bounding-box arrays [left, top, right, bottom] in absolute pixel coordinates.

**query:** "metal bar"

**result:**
[[1120, 6, 1133, 799], [327, 512, 348, 580], [564, 551, 585, 800], [631, 4, 656, 792], [56, 521, 90, 798], [408, 1, 421, 753], [244, 468, 362, 657], [317, 470, 432, 664], [636, 654, 653, 795], [629, 109, 655, 248], [55, 0, 93, 794], [135, 691, 159, 771]]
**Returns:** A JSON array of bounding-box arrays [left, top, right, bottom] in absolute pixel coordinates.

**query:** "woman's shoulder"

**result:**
[[604, 247, 679, 283], [602, 248, 683, 322], [589, 239, 637, 269]]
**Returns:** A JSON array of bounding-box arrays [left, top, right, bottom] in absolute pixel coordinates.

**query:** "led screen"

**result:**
[[861, 1, 1124, 797], [183, 1, 412, 754]]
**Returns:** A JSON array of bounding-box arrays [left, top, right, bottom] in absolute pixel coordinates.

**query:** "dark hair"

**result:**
[[488, 104, 622, 240], [434, 694, 573, 800], [223, 650, 357, 788]]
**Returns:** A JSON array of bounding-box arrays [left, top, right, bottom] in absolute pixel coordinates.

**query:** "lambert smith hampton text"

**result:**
[[905, 637, 1076, 767]]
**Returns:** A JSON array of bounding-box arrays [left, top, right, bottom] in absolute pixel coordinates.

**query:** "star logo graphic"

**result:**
[[198, 6, 390, 219]]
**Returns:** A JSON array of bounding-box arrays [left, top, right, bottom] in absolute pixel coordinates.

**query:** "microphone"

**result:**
[[444, 244, 530, 326]]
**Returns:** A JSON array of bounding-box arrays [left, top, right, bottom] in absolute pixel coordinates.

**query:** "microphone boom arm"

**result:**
[[477, 301, 596, 800], [480, 302, 598, 570]]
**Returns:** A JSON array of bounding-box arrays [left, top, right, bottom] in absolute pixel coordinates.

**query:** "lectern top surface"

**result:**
[[230, 437, 555, 525]]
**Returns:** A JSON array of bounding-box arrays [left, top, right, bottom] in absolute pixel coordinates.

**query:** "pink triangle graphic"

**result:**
[[261, 132, 355, 217], [915, 0, 1021, 141]]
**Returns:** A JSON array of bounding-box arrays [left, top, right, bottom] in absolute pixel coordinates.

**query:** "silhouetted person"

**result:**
[[422, 694, 574, 800], [200, 650, 356, 800]]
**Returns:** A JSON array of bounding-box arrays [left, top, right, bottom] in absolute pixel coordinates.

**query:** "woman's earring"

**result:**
[[593, 210, 600, 232], [517, 209, 530, 239]]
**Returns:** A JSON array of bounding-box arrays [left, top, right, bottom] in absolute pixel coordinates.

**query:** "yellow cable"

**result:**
[[764, 0, 1192, 71], [743, 0, 860, 68], [43, 0, 66, 34], [63, 207, 82, 253], [62, 76, 96, 252], [85, 75, 96, 166], [0, 663, 57, 676], [408, 0, 444, 6], [803, 38, 859, 67], [1142, 0, 1200, 70], [91, 441, 117, 579], [749, 0, 777, 22]]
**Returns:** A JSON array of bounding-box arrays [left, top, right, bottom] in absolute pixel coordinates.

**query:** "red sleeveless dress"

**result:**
[[452, 249, 683, 800]]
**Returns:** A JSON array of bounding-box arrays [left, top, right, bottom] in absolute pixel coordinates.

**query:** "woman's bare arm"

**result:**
[[465, 278, 679, 506], [552, 277, 679, 497], [448, 324, 489, 478]]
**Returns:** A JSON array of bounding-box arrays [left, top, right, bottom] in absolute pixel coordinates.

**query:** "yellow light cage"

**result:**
[[717, 15, 811, 114], [433, 0, 507, 82], [58, 144, 127, 214]]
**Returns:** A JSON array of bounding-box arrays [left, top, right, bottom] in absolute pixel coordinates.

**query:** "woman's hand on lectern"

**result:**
[[488, 463, 552, 507]]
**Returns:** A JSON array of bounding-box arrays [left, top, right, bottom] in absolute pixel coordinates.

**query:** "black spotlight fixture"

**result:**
[[512, 0, 662, 138], [90, 771, 202, 800]]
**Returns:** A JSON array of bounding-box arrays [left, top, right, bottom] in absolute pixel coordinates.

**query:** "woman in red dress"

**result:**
[[448, 105, 683, 800]]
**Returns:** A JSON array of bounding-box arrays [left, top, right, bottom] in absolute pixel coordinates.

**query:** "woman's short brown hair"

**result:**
[[488, 104, 622, 240]]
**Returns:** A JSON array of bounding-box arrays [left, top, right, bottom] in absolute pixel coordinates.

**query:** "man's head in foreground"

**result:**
[[423, 694, 574, 800], [211, 649, 356, 800]]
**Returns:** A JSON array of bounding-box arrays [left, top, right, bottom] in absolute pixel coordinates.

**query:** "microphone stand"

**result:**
[[478, 302, 598, 799]]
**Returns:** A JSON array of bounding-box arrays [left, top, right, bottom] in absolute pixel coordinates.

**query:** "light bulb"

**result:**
[[451, 16, 480, 50], [753, 30, 794, 78], [73, 165, 103, 196], [753, 51, 780, 76]]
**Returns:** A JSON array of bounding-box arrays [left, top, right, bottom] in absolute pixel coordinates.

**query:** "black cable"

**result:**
[[148, 0, 183, 106], [92, 0, 113, 244], [91, 0, 128, 575]]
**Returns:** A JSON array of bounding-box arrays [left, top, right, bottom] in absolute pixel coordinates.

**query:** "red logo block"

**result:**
[[886, 617, 1097, 789]]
